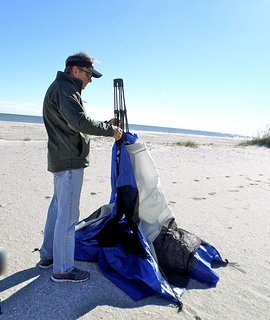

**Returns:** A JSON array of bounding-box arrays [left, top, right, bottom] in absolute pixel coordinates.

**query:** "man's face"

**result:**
[[72, 66, 93, 89]]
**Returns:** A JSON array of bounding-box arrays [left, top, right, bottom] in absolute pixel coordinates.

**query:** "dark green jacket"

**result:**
[[43, 71, 115, 172]]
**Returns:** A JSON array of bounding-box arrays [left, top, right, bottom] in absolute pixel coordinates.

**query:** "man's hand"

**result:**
[[108, 118, 121, 127], [112, 126, 123, 141]]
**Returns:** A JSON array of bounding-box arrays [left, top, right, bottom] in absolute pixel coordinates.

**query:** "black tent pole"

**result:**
[[113, 78, 129, 133]]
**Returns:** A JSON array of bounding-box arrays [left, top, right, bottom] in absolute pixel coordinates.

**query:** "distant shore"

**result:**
[[0, 120, 240, 146], [0, 112, 244, 138]]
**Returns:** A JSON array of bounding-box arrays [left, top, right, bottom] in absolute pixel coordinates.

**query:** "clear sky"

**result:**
[[0, 0, 269, 136]]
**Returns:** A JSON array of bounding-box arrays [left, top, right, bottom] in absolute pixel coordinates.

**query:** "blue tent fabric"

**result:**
[[110, 133, 138, 204], [75, 132, 226, 302], [98, 244, 175, 301], [189, 243, 227, 286], [75, 213, 179, 302]]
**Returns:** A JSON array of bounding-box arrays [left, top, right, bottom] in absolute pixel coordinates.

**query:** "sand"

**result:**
[[0, 121, 269, 320]]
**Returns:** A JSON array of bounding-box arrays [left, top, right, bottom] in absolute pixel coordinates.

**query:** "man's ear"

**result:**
[[70, 66, 78, 76]]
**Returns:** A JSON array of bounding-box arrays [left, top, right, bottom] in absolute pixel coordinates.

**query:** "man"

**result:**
[[39, 52, 122, 283]]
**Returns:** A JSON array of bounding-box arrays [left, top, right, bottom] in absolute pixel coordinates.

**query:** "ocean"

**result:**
[[0, 112, 239, 138]]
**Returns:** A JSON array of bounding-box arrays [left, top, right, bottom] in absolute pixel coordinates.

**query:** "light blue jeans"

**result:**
[[40, 168, 84, 273]]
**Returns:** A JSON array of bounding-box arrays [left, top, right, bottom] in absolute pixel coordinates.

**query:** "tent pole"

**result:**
[[113, 78, 129, 132]]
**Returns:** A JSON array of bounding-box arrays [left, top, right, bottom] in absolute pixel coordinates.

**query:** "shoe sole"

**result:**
[[39, 264, 53, 270], [50, 275, 90, 283]]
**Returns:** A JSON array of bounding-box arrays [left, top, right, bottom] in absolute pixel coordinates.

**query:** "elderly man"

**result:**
[[39, 52, 122, 283]]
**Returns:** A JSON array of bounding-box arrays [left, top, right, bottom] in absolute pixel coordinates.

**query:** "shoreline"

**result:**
[[0, 121, 241, 146], [0, 118, 244, 139]]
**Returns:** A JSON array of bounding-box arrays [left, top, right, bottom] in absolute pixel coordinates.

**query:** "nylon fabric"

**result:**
[[75, 132, 226, 302]]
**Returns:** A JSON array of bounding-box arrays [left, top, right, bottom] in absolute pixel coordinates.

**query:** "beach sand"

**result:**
[[0, 121, 269, 320]]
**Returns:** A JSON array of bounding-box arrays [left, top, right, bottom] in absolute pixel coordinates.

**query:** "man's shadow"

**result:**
[[0, 258, 229, 319], [0, 263, 175, 320]]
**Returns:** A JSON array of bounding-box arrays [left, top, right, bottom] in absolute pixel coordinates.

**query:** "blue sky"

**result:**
[[0, 0, 269, 136]]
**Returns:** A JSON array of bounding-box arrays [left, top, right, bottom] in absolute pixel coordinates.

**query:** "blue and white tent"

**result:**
[[74, 132, 226, 305]]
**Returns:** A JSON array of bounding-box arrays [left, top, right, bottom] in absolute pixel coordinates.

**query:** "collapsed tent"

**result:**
[[74, 79, 227, 305]]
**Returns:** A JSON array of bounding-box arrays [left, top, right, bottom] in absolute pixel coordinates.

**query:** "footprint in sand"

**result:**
[[193, 197, 206, 200], [194, 179, 200, 182], [228, 190, 240, 192], [225, 176, 230, 178], [208, 192, 216, 196], [90, 192, 97, 195], [237, 185, 244, 189]]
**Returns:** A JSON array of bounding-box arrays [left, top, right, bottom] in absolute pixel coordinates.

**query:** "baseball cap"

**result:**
[[65, 55, 102, 78]]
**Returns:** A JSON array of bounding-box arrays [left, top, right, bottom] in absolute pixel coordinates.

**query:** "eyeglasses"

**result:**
[[77, 67, 93, 80]]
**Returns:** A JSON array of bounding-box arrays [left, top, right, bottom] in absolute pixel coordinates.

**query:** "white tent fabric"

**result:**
[[126, 141, 174, 244]]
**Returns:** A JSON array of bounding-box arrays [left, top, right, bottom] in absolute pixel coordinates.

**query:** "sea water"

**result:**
[[0, 113, 240, 138]]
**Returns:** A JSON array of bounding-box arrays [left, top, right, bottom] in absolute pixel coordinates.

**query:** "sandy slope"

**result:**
[[0, 122, 269, 320]]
